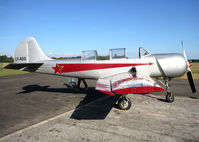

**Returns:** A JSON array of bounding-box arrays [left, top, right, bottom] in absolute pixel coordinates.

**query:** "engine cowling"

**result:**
[[152, 53, 187, 78]]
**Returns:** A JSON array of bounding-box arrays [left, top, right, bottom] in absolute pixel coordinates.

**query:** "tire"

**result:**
[[166, 92, 174, 103], [118, 97, 132, 110]]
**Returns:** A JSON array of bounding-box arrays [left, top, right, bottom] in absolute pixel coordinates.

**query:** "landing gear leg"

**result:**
[[77, 78, 88, 89], [165, 78, 174, 103], [82, 79, 88, 88], [117, 95, 132, 110], [77, 79, 81, 89]]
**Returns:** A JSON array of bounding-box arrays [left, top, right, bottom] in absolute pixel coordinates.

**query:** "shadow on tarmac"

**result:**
[[19, 84, 120, 120], [135, 93, 168, 102], [18, 84, 83, 94], [70, 93, 120, 120]]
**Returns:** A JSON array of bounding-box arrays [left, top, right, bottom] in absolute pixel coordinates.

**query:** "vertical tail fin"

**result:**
[[14, 37, 51, 63]]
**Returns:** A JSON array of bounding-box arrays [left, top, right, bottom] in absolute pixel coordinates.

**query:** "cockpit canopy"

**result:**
[[81, 48, 127, 61], [109, 48, 126, 60], [81, 50, 97, 61]]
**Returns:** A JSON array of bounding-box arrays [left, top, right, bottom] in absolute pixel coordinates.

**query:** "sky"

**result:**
[[0, 0, 199, 59]]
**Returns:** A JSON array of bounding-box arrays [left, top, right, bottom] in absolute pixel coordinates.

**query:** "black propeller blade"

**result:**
[[182, 41, 197, 93], [187, 71, 196, 93]]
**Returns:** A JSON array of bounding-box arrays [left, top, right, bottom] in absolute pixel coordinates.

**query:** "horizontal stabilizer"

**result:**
[[5, 63, 43, 72]]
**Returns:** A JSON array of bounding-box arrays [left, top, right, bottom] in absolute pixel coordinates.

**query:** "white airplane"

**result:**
[[6, 37, 196, 110]]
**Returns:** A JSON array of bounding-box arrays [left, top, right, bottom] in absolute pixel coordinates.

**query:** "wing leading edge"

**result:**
[[96, 72, 164, 96]]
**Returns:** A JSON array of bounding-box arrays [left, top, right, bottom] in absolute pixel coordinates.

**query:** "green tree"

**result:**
[[0, 55, 14, 63]]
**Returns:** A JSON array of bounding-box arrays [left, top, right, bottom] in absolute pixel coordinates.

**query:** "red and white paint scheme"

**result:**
[[6, 37, 196, 110]]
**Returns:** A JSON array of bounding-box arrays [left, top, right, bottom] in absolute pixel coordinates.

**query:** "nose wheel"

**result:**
[[166, 92, 174, 103], [164, 78, 174, 103], [117, 95, 132, 110]]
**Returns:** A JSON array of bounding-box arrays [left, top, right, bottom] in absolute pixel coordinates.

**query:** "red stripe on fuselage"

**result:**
[[52, 63, 153, 74]]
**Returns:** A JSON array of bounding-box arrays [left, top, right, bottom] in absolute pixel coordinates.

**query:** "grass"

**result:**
[[0, 63, 30, 77], [191, 63, 199, 74], [0, 69, 30, 77], [2, 63, 10, 68], [175, 73, 199, 80]]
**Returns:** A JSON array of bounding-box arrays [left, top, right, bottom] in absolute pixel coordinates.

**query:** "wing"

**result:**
[[96, 71, 164, 96]]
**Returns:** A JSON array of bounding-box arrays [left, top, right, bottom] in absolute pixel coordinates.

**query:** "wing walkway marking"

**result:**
[[146, 113, 167, 118], [0, 96, 110, 142]]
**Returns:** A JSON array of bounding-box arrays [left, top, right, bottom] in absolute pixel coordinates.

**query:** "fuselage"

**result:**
[[35, 53, 187, 80]]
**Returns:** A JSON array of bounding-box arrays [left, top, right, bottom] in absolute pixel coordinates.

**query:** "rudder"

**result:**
[[14, 37, 51, 63]]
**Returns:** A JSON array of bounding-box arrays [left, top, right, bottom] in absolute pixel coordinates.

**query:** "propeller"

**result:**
[[181, 41, 196, 93]]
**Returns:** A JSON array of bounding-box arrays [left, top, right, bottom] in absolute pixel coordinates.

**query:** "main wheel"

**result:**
[[166, 92, 174, 103], [118, 96, 132, 110]]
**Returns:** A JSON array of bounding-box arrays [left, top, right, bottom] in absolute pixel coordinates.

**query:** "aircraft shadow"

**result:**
[[70, 91, 120, 120], [135, 93, 167, 102], [19, 84, 120, 120], [18, 84, 86, 94]]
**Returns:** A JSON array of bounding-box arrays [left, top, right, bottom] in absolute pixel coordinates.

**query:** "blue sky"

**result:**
[[0, 0, 199, 58]]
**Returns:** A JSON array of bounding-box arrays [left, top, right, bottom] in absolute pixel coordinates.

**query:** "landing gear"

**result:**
[[117, 95, 132, 110], [66, 77, 88, 90], [166, 92, 174, 103], [77, 78, 88, 89], [164, 78, 174, 103], [68, 77, 77, 87]]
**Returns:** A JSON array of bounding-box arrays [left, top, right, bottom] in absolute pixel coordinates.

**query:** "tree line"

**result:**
[[0, 55, 14, 62]]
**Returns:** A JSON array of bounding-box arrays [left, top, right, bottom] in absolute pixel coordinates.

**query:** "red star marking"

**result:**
[[52, 64, 64, 74]]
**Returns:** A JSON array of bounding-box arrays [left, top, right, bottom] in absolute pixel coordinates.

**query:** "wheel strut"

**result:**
[[165, 78, 174, 103], [77, 78, 88, 89]]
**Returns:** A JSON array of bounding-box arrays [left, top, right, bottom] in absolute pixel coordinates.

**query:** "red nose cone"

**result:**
[[189, 61, 192, 68]]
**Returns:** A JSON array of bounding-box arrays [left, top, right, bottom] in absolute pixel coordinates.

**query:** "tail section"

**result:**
[[14, 37, 51, 63]]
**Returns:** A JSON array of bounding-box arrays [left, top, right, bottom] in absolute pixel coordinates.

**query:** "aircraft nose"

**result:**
[[154, 53, 187, 77], [177, 54, 187, 75], [168, 54, 187, 77]]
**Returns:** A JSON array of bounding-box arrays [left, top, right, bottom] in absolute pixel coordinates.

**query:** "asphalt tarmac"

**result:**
[[0, 73, 105, 138], [0, 73, 198, 141]]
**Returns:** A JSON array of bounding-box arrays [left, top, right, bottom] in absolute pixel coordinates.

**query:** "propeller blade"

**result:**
[[181, 41, 196, 93], [187, 71, 196, 93], [182, 41, 188, 61]]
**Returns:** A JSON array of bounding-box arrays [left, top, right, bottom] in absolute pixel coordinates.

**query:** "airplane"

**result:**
[[5, 37, 196, 110]]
